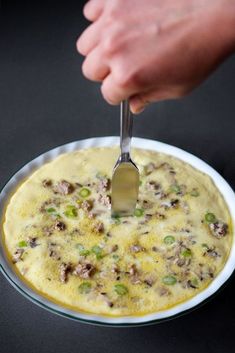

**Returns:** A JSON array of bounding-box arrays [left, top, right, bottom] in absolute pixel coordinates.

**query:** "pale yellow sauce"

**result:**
[[3, 147, 232, 316]]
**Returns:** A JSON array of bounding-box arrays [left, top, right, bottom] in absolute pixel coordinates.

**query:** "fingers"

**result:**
[[101, 72, 138, 105], [129, 89, 174, 114], [83, 0, 105, 22], [77, 20, 102, 56], [82, 46, 110, 81]]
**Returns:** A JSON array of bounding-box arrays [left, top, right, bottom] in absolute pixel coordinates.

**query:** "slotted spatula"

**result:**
[[111, 100, 139, 217]]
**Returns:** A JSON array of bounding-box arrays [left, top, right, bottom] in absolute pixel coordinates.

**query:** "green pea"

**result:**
[[205, 212, 216, 223], [76, 244, 90, 256], [46, 207, 56, 213], [181, 249, 192, 257], [162, 275, 177, 285], [190, 189, 200, 197], [201, 243, 209, 250], [170, 184, 181, 193], [163, 235, 175, 245], [191, 278, 199, 287], [79, 188, 91, 198], [18, 240, 28, 248], [134, 208, 144, 217], [78, 282, 92, 294], [112, 254, 120, 261], [64, 205, 77, 218], [114, 284, 128, 296], [91, 245, 103, 260]]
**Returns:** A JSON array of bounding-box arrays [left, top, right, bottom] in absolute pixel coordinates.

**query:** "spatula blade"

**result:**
[[111, 161, 139, 217]]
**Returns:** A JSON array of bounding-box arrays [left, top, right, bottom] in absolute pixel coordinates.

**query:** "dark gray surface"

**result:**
[[0, 1, 235, 352]]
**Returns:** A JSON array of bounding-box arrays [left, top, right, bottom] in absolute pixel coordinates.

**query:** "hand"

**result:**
[[77, 0, 235, 113]]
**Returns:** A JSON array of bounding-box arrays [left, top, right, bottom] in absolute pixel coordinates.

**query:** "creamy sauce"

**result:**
[[3, 147, 232, 316]]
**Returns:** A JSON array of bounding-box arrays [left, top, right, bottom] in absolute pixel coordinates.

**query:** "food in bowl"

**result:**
[[3, 147, 232, 316]]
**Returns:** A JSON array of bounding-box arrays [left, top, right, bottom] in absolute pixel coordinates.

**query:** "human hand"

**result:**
[[77, 0, 235, 113]]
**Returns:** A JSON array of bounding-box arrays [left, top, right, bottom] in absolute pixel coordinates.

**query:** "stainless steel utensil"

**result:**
[[111, 100, 139, 217]]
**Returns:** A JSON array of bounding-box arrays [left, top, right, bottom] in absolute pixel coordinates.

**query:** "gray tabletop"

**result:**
[[0, 1, 235, 352]]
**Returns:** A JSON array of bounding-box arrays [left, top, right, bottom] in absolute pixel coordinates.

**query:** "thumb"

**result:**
[[130, 89, 172, 114]]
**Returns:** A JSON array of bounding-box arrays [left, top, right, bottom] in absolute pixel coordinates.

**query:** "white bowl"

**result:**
[[0, 136, 235, 326]]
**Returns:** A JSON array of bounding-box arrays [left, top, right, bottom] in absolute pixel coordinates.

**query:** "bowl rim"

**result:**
[[0, 136, 235, 326]]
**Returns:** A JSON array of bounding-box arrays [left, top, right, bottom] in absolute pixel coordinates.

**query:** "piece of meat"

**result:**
[[28, 237, 38, 248], [42, 179, 52, 188], [141, 200, 154, 209], [48, 243, 61, 261], [203, 247, 221, 258], [81, 200, 93, 212], [12, 249, 24, 263], [73, 263, 96, 279], [59, 262, 71, 283], [209, 222, 228, 238], [146, 181, 161, 191], [161, 199, 179, 210], [130, 244, 145, 253], [53, 180, 74, 195], [154, 191, 167, 200], [54, 221, 66, 231], [97, 178, 111, 192], [111, 264, 120, 274], [108, 244, 118, 254], [128, 264, 141, 284], [158, 286, 170, 296], [42, 225, 54, 236], [97, 194, 111, 208], [144, 162, 156, 175], [93, 221, 104, 233]]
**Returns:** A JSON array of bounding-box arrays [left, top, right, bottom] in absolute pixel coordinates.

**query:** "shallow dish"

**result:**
[[0, 136, 235, 326]]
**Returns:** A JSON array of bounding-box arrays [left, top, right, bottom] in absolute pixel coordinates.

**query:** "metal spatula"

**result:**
[[111, 100, 139, 217]]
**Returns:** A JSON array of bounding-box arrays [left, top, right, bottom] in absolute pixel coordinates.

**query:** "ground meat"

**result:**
[[128, 264, 141, 284], [54, 221, 66, 231], [53, 180, 74, 195], [111, 264, 120, 274], [42, 225, 54, 236], [154, 191, 167, 200], [93, 221, 104, 233], [130, 244, 145, 253], [144, 163, 156, 175], [28, 237, 38, 248], [141, 200, 154, 209], [42, 179, 52, 188], [161, 199, 179, 210], [48, 243, 61, 261], [144, 277, 155, 287], [108, 244, 118, 253], [209, 221, 228, 238], [97, 178, 111, 192], [73, 263, 95, 279], [158, 286, 170, 296], [204, 247, 221, 258], [59, 262, 71, 283], [97, 194, 111, 208], [154, 212, 166, 220], [81, 200, 93, 212], [181, 201, 190, 214], [12, 249, 24, 263], [146, 181, 161, 191]]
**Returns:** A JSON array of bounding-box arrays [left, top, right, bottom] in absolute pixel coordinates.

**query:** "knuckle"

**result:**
[[101, 85, 116, 105], [114, 69, 141, 89], [81, 59, 93, 80], [102, 36, 116, 56]]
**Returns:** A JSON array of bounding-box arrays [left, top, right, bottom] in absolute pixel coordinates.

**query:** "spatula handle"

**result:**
[[120, 100, 133, 161]]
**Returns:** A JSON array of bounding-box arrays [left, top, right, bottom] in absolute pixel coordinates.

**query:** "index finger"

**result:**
[[83, 0, 105, 22]]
